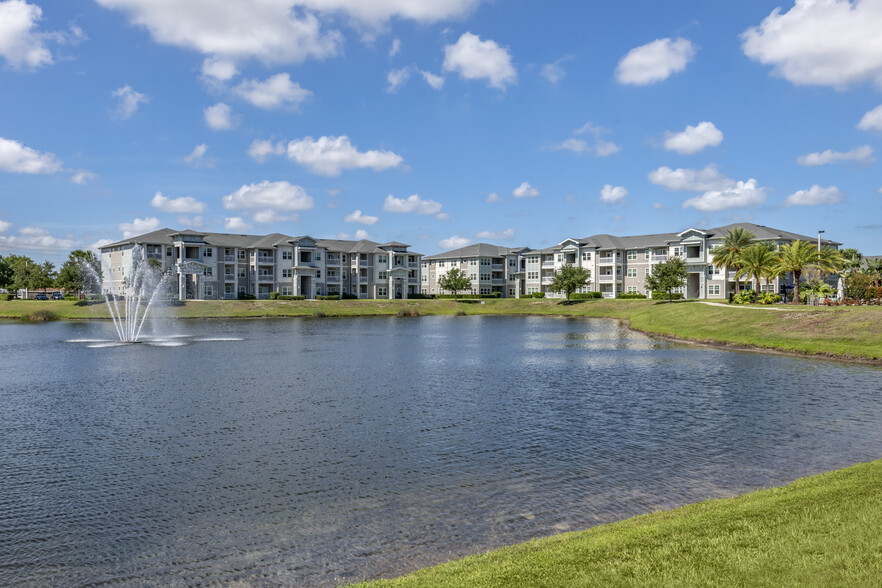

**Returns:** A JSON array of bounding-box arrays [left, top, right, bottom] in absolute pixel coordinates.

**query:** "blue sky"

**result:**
[[1, 0, 880, 264]]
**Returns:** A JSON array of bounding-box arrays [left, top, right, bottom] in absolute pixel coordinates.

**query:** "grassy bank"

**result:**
[[352, 459, 882, 587], [2, 299, 881, 360]]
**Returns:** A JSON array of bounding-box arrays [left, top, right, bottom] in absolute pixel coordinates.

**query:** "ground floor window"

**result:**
[[205, 285, 213, 297], [708, 284, 721, 296], [509, 288, 515, 297], [421, 288, 428, 294], [480, 287, 490, 295], [225, 284, 233, 295], [627, 286, 637, 293], [378, 286, 387, 297], [238, 286, 246, 294], [360, 285, 367, 294], [281, 286, 292, 296]]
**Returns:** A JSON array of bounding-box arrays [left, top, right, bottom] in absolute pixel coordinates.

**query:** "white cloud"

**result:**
[[858, 105, 882, 131], [475, 228, 514, 240], [112, 85, 150, 119], [222, 180, 315, 213], [252, 210, 298, 224], [150, 191, 207, 214], [652, 202, 665, 210], [71, 170, 97, 184], [336, 231, 350, 239], [389, 38, 401, 57], [355, 229, 371, 240], [512, 181, 539, 198], [0, 226, 78, 251], [233, 73, 311, 109], [742, 0, 882, 89], [682, 179, 767, 212], [797, 145, 874, 166], [383, 193, 443, 215], [663, 121, 723, 154], [784, 184, 845, 206], [344, 209, 378, 225], [648, 164, 735, 192], [547, 122, 621, 156], [485, 192, 500, 203], [201, 56, 237, 82], [286, 135, 403, 177], [0, 137, 62, 174], [204, 102, 236, 130], [301, 0, 480, 25], [616, 37, 695, 85], [443, 32, 516, 89], [224, 217, 251, 232], [0, 218, 11, 232], [177, 215, 204, 228], [421, 70, 444, 89], [118, 216, 161, 238], [94, 0, 342, 66], [540, 55, 574, 84], [247, 139, 286, 163], [386, 66, 410, 93], [600, 184, 628, 204], [89, 238, 114, 253], [439, 234, 471, 250], [183, 143, 213, 168], [0, 0, 72, 69]]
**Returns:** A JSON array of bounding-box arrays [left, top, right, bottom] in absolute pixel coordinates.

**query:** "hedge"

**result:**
[[651, 291, 683, 300], [531, 292, 545, 298], [616, 293, 647, 299], [316, 295, 340, 300], [278, 295, 305, 300], [269, 291, 280, 300], [436, 293, 501, 299], [570, 292, 602, 300]]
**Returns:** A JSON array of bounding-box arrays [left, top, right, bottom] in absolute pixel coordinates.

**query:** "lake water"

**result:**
[[2, 316, 881, 587]]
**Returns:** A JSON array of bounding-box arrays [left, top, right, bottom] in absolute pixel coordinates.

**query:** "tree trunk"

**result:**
[[791, 271, 801, 305]]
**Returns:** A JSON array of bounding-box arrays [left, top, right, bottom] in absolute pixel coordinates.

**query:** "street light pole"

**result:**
[[817, 230, 825, 253]]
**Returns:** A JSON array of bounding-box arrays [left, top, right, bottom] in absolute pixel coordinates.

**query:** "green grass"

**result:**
[[2, 298, 881, 360], [350, 459, 882, 588]]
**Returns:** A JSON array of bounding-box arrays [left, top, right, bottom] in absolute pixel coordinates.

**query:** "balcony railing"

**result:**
[[686, 256, 704, 263], [326, 275, 340, 282], [599, 275, 615, 282], [257, 274, 274, 281], [598, 257, 615, 264], [326, 256, 341, 264], [408, 262, 419, 268], [146, 252, 162, 260], [492, 263, 504, 270], [541, 261, 555, 267], [257, 255, 274, 264], [224, 255, 235, 262], [541, 277, 553, 285]]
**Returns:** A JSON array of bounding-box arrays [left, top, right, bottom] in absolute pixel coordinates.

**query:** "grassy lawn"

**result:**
[[2, 298, 882, 360], [351, 459, 882, 588]]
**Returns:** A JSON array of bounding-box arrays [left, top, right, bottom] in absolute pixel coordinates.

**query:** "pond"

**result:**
[[2, 316, 881, 586]]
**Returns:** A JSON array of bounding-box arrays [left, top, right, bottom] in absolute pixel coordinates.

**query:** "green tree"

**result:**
[[438, 267, 471, 299], [734, 243, 779, 300], [0, 255, 13, 289], [646, 257, 688, 302], [712, 226, 756, 295], [865, 258, 882, 287], [56, 249, 102, 294], [774, 240, 817, 305], [549, 264, 591, 301], [837, 248, 863, 297]]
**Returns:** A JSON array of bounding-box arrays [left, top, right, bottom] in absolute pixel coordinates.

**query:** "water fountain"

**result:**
[[82, 245, 171, 343]]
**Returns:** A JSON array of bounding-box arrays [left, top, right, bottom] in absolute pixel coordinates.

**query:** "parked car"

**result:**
[[34, 293, 49, 300], [51, 292, 65, 300]]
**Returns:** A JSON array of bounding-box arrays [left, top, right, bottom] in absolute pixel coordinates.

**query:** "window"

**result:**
[[205, 247, 212, 257], [509, 288, 515, 296], [238, 286, 246, 294], [527, 271, 539, 280], [469, 259, 478, 266], [205, 266, 213, 277], [237, 250, 245, 260], [225, 266, 234, 276], [480, 273, 490, 280], [281, 286, 292, 296], [470, 273, 477, 280], [627, 286, 638, 293], [581, 252, 592, 261], [480, 287, 491, 295], [378, 286, 387, 297], [438, 261, 445, 267], [480, 258, 490, 266], [708, 284, 721, 296], [205, 285, 213, 297], [379, 271, 387, 280], [315, 253, 321, 260], [627, 268, 637, 278], [672, 247, 682, 257], [282, 250, 292, 260], [166, 247, 172, 257], [645, 249, 650, 259], [316, 270, 321, 279], [341, 255, 347, 263], [282, 269, 292, 278], [627, 251, 638, 260], [645, 268, 650, 276], [408, 255, 415, 263], [379, 255, 387, 264], [237, 268, 246, 278]]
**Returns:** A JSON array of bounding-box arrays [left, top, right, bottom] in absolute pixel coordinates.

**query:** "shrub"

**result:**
[[1, 293, 15, 301], [269, 291, 280, 300], [436, 293, 500, 299], [313, 311, 327, 318], [237, 293, 256, 300], [455, 310, 467, 316], [732, 290, 757, 305], [25, 309, 58, 321], [531, 292, 546, 298], [616, 293, 647, 299], [651, 291, 683, 300], [341, 292, 358, 299], [278, 295, 305, 300], [758, 292, 782, 305], [397, 307, 420, 317], [316, 295, 340, 300], [570, 292, 602, 300], [407, 293, 435, 299]]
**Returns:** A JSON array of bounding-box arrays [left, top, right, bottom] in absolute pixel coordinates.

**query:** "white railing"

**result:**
[[599, 275, 614, 282], [598, 257, 614, 264], [257, 274, 274, 281], [257, 256, 274, 263], [651, 255, 667, 262]]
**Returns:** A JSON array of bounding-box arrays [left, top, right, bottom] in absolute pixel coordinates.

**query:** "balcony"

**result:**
[[651, 255, 668, 262], [224, 255, 235, 262], [326, 275, 340, 282], [686, 256, 704, 263], [326, 256, 341, 265], [598, 257, 615, 264], [224, 274, 235, 281], [492, 278, 506, 284], [599, 275, 615, 282], [492, 263, 504, 270], [257, 255, 274, 264], [541, 261, 555, 268], [541, 276, 553, 285], [146, 252, 162, 260], [257, 274, 274, 282], [408, 262, 419, 268]]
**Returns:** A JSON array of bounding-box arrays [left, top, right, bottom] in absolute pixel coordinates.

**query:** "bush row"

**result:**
[[616, 293, 647, 299], [570, 292, 603, 300], [651, 291, 684, 300], [436, 293, 501, 299]]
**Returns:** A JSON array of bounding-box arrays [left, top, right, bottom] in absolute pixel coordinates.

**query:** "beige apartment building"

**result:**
[[100, 229, 422, 300], [421, 243, 530, 297]]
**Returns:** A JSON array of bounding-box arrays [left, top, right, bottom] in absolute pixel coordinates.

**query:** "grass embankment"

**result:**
[[2, 299, 881, 360], [353, 459, 882, 588]]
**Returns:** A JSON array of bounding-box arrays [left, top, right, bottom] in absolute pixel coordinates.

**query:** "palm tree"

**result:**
[[712, 227, 756, 296], [734, 243, 778, 301], [865, 258, 882, 287], [775, 240, 817, 305], [837, 248, 863, 296]]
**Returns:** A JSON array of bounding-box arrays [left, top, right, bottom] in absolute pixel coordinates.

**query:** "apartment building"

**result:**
[[100, 229, 422, 300], [520, 223, 839, 299], [421, 243, 530, 297]]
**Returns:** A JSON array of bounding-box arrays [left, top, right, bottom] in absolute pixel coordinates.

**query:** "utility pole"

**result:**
[[817, 230, 825, 253]]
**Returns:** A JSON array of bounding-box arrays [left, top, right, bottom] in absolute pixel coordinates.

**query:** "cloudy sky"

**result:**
[[1, 0, 880, 263]]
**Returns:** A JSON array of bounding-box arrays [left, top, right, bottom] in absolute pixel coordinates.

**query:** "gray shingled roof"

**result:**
[[424, 243, 527, 260]]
